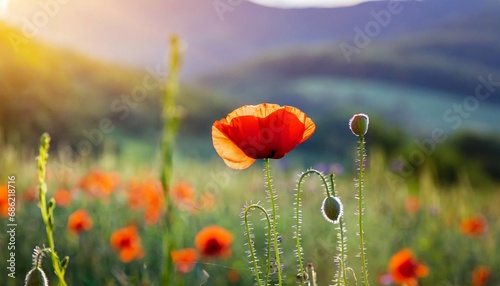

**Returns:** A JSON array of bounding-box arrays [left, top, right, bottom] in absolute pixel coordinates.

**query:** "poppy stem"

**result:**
[[244, 204, 272, 286], [36, 133, 68, 286], [265, 158, 283, 286], [357, 135, 369, 286], [330, 174, 348, 286], [295, 169, 331, 286]]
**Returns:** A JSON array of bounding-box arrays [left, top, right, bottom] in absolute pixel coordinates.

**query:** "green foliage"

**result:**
[[428, 132, 500, 186], [1, 144, 499, 285]]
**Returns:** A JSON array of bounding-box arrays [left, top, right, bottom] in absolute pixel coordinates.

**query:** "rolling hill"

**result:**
[[4, 0, 496, 76], [0, 22, 238, 152]]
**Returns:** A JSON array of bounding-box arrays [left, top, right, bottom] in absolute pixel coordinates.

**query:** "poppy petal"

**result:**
[[415, 264, 429, 277], [212, 124, 256, 169]]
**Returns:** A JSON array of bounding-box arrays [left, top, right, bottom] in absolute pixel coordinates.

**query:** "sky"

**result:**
[[248, 0, 375, 8], [0, 0, 375, 15]]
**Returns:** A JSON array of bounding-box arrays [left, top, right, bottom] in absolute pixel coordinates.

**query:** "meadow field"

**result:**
[[0, 133, 498, 285], [2, 1, 500, 285]]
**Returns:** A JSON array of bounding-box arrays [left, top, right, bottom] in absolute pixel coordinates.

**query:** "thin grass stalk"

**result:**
[[37, 133, 68, 286], [160, 35, 183, 284]]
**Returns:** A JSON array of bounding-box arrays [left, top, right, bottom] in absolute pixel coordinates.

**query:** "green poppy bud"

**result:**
[[24, 267, 48, 286], [349, 113, 369, 137], [321, 196, 343, 224]]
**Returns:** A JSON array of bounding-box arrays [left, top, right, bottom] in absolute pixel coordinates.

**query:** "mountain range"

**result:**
[[4, 0, 498, 77]]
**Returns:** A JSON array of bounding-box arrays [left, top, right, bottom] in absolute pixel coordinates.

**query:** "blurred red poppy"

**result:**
[[110, 225, 144, 263], [389, 248, 428, 286], [0, 185, 9, 217], [128, 179, 164, 224], [212, 103, 315, 169], [404, 196, 420, 214], [78, 170, 119, 198], [460, 215, 488, 237], [170, 181, 196, 212], [67, 209, 93, 235], [54, 189, 72, 207], [195, 225, 233, 259], [22, 186, 38, 203], [472, 266, 490, 286], [171, 248, 198, 274], [227, 269, 240, 283]]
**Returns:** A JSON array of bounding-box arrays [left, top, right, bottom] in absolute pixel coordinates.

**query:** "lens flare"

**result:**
[[0, 0, 11, 17]]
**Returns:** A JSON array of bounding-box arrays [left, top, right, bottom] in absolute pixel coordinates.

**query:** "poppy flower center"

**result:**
[[74, 221, 84, 232], [204, 238, 223, 256], [120, 237, 132, 249], [396, 259, 418, 278]]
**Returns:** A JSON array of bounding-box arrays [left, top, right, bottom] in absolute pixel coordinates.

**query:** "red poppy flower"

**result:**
[[78, 170, 119, 198], [389, 248, 428, 286], [460, 215, 488, 237], [199, 192, 216, 212], [227, 269, 240, 283], [22, 186, 38, 203], [472, 266, 490, 286], [212, 103, 315, 169], [195, 225, 233, 259], [67, 209, 93, 235], [128, 179, 164, 224], [110, 225, 144, 262], [171, 248, 199, 274], [404, 196, 420, 214], [0, 185, 10, 217], [54, 189, 72, 207], [170, 181, 196, 212]]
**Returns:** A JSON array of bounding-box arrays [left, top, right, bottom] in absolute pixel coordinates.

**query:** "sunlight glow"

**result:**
[[0, 0, 10, 16], [248, 0, 376, 8]]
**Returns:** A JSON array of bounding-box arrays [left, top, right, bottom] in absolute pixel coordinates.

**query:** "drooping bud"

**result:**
[[321, 196, 343, 224], [349, 113, 369, 137], [24, 267, 49, 286]]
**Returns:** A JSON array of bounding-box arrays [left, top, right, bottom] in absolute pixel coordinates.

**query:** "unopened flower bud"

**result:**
[[349, 113, 369, 137], [24, 267, 48, 286], [321, 196, 343, 224]]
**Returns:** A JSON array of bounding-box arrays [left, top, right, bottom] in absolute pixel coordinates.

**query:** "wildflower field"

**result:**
[[2, 2, 500, 285], [0, 130, 499, 285]]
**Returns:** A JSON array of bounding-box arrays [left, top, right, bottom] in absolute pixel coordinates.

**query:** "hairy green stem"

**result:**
[[37, 133, 67, 286], [265, 158, 282, 285], [244, 204, 272, 286], [330, 175, 348, 286], [357, 136, 369, 286], [295, 169, 331, 286]]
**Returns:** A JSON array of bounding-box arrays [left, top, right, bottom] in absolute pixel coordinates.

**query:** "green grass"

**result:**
[[0, 142, 498, 285]]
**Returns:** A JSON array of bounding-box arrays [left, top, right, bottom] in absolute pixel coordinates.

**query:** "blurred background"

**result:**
[[1, 0, 500, 285], [1, 0, 500, 185]]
